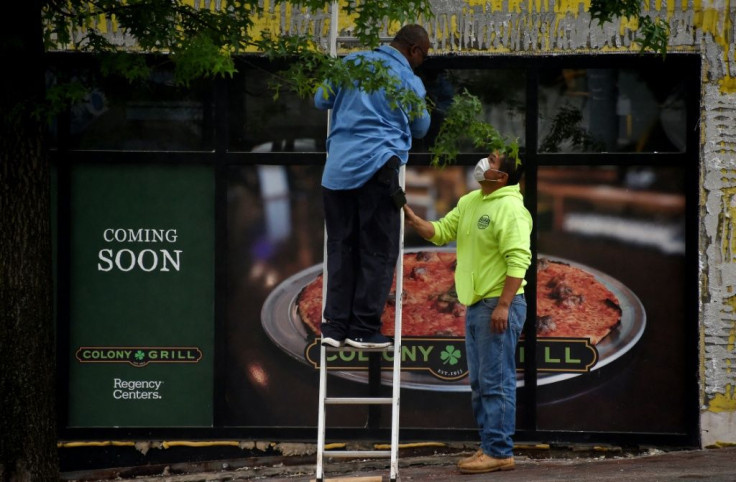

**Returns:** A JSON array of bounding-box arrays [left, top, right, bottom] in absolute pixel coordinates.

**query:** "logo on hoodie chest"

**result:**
[[477, 214, 490, 229]]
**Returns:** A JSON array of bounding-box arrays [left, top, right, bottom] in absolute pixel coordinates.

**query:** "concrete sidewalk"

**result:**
[[62, 445, 736, 481], [307, 446, 736, 481]]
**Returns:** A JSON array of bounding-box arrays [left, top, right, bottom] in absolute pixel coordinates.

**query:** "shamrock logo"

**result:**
[[440, 345, 462, 366], [134, 350, 146, 361]]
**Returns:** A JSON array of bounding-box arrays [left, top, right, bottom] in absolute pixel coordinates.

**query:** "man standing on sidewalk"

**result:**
[[403, 152, 532, 473], [314, 24, 431, 349]]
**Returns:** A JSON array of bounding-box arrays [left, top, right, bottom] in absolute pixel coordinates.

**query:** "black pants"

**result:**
[[321, 158, 401, 338]]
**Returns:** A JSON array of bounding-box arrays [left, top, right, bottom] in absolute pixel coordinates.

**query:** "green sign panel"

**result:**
[[67, 163, 214, 427]]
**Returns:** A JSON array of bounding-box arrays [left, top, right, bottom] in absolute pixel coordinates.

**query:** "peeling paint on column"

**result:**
[[701, 73, 736, 444]]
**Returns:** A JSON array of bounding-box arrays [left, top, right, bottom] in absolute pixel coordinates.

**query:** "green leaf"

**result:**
[[99, 53, 151, 83], [590, 0, 640, 26], [589, 1, 669, 57], [429, 89, 519, 168], [636, 15, 669, 58]]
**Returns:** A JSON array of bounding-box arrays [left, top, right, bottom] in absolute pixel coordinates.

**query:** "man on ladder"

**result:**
[[313, 24, 431, 482], [314, 24, 431, 349]]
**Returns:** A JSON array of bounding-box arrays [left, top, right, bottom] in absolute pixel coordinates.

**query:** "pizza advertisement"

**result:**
[[225, 163, 689, 436], [260, 248, 646, 391]]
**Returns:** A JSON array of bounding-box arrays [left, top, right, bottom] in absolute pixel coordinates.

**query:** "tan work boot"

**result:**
[[458, 453, 515, 474], [457, 449, 483, 468]]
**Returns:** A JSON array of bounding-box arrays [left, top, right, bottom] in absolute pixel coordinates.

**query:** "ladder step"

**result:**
[[323, 345, 395, 353], [323, 450, 391, 459], [324, 397, 392, 405]]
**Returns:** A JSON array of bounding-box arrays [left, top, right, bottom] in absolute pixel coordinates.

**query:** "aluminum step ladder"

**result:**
[[315, 165, 406, 482]]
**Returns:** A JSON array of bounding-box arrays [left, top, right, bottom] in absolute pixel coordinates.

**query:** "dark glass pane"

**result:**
[[538, 67, 686, 153], [65, 69, 214, 151], [535, 165, 688, 432], [229, 64, 327, 153], [414, 68, 526, 153]]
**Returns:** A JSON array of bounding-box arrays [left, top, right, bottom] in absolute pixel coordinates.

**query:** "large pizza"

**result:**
[[296, 251, 622, 344], [536, 257, 622, 343]]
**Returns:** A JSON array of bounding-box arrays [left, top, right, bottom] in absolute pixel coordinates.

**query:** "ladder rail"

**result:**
[[316, 334, 328, 481], [389, 164, 406, 481], [315, 4, 338, 481]]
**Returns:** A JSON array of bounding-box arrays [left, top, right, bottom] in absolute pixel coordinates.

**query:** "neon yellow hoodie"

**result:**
[[429, 184, 532, 306]]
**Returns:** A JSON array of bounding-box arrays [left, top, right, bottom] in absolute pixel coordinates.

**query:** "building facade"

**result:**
[[53, 0, 735, 453]]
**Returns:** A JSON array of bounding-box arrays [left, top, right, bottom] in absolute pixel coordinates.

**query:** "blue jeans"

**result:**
[[465, 294, 526, 458]]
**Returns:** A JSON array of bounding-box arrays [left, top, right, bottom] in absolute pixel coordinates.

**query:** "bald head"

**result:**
[[391, 24, 430, 69], [393, 25, 428, 46]]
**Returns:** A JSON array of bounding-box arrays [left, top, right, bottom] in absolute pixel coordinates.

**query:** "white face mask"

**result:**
[[473, 157, 490, 182], [473, 157, 504, 183]]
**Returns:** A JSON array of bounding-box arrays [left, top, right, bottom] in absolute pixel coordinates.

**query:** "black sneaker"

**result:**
[[320, 321, 346, 348], [345, 333, 393, 349], [321, 336, 345, 348]]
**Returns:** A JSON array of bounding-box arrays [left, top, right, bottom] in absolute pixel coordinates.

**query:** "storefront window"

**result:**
[[538, 67, 687, 153], [414, 66, 526, 153], [228, 62, 327, 153], [56, 64, 214, 151], [54, 53, 698, 445]]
